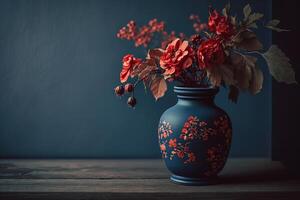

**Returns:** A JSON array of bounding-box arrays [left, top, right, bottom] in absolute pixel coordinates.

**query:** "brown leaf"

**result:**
[[266, 19, 280, 27], [247, 13, 264, 25], [228, 85, 239, 103], [265, 19, 290, 32], [230, 53, 252, 90], [131, 59, 157, 80], [231, 16, 237, 26], [222, 2, 230, 17], [139, 64, 157, 80], [249, 65, 263, 94], [249, 23, 258, 29], [147, 48, 164, 59], [131, 63, 146, 77], [229, 53, 263, 94], [234, 30, 263, 51], [207, 64, 235, 87], [243, 4, 251, 21], [150, 75, 167, 100], [263, 45, 296, 84]]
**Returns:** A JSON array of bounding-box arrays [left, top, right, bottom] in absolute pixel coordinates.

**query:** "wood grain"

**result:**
[[0, 159, 299, 199]]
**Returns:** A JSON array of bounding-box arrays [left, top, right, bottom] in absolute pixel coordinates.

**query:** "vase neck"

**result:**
[[174, 86, 219, 105]]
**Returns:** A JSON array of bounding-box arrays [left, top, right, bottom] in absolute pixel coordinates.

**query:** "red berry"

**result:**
[[127, 96, 137, 107], [125, 83, 134, 93], [114, 85, 124, 96]]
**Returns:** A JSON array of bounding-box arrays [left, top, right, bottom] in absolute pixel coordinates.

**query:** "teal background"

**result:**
[[0, 0, 272, 158]]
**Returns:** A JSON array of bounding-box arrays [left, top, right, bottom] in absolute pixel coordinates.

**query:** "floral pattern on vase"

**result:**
[[158, 114, 232, 177]]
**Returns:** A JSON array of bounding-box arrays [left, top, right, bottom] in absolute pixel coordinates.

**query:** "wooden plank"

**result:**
[[1, 192, 300, 200], [0, 158, 288, 179], [0, 159, 168, 179], [1, 179, 300, 193], [0, 159, 299, 200]]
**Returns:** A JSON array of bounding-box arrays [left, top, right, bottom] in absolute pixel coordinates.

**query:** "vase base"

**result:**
[[170, 174, 218, 186]]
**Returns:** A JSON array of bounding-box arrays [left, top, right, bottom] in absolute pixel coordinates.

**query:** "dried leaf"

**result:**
[[139, 65, 157, 80], [249, 23, 258, 29], [234, 30, 263, 51], [266, 19, 280, 27], [222, 2, 230, 17], [247, 13, 264, 25], [263, 45, 297, 84], [131, 63, 146, 77], [243, 4, 251, 21], [230, 53, 253, 90], [147, 48, 164, 59], [265, 26, 290, 32], [249, 65, 263, 94], [228, 85, 239, 103], [207, 64, 235, 87], [150, 75, 167, 100], [131, 58, 157, 80], [265, 19, 289, 32], [231, 16, 237, 26], [230, 53, 263, 94]]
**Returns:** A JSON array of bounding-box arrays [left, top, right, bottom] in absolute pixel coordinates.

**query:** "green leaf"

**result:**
[[243, 4, 251, 21], [263, 45, 297, 84]]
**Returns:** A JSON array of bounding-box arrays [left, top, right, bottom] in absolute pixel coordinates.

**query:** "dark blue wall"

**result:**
[[0, 0, 272, 158]]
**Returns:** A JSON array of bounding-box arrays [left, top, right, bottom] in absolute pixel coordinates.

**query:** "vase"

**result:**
[[158, 86, 232, 185]]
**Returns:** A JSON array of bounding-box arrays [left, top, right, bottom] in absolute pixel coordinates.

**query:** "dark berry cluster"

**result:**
[[114, 83, 137, 108]]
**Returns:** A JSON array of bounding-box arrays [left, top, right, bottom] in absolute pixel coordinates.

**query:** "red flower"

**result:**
[[208, 10, 234, 39], [197, 38, 225, 69], [177, 151, 185, 158], [182, 128, 188, 134], [120, 54, 142, 83], [162, 132, 168, 138], [208, 10, 220, 32], [168, 138, 177, 148], [160, 144, 166, 151], [187, 152, 196, 162], [188, 116, 196, 122], [160, 38, 193, 77]]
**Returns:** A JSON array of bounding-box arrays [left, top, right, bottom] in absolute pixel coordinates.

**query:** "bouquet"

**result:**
[[114, 3, 296, 107]]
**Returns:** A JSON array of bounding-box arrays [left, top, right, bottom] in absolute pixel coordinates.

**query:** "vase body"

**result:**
[[158, 86, 232, 185]]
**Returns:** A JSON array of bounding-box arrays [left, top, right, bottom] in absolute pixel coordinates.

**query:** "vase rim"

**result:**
[[174, 86, 219, 91], [174, 86, 219, 99]]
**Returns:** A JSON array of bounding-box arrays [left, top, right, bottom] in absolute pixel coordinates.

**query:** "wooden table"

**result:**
[[0, 158, 299, 199]]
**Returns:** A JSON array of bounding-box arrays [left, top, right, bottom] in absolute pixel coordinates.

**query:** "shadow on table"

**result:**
[[219, 165, 299, 185]]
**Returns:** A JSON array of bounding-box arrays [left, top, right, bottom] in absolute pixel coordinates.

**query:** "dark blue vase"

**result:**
[[158, 86, 232, 185]]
